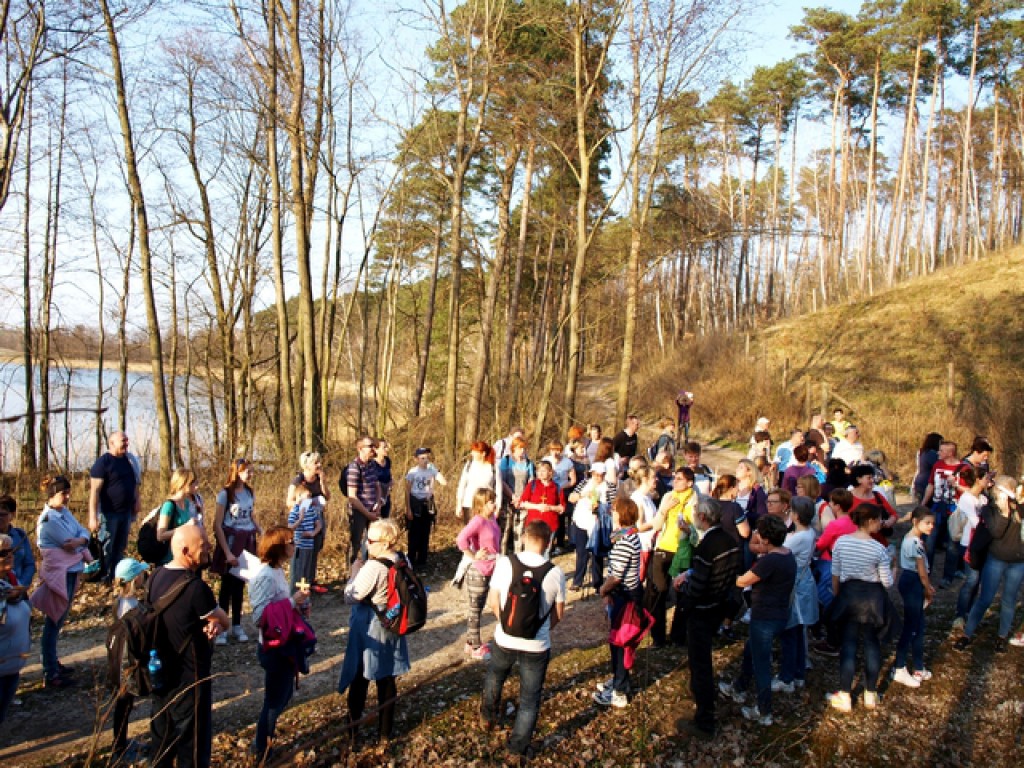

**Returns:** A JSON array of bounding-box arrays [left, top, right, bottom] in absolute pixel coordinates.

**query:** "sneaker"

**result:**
[[812, 640, 840, 657], [741, 705, 772, 725], [56, 662, 76, 677], [952, 617, 966, 631], [954, 635, 972, 651], [593, 688, 628, 708], [863, 691, 879, 710], [233, 626, 249, 642], [718, 680, 746, 704], [1009, 633, 1024, 648], [892, 667, 921, 688], [311, 584, 329, 595], [45, 674, 76, 689], [827, 691, 851, 713], [912, 669, 933, 681], [471, 643, 492, 661], [717, 625, 737, 642], [771, 677, 795, 694], [596, 677, 615, 693], [215, 632, 229, 646]]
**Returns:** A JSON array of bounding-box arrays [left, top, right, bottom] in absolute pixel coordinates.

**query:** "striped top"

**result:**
[[607, 529, 641, 591], [832, 534, 893, 587], [287, 499, 322, 550]]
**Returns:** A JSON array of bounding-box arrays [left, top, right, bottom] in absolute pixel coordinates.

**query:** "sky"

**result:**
[[0, 0, 869, 335]]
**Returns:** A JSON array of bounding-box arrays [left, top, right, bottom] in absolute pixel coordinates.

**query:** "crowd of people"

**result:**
[[0, 410, 1022, 766]]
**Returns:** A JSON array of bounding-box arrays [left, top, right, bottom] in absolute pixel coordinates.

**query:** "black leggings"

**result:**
[[218, 572, 244, 626], [348, 663, 397, 739]]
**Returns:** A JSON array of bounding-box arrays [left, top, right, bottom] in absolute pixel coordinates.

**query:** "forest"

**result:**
[[1, 0, 1022, 478]]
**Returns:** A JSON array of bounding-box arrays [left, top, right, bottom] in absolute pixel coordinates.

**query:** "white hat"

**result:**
[[756, 417, 771, 429]]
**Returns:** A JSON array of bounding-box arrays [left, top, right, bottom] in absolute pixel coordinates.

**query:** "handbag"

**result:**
[[967, 505, 1013, 571]]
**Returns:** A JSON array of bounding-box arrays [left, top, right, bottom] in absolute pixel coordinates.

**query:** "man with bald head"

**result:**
[[89, 431, 140, 583], [149, 524, 228, 768]]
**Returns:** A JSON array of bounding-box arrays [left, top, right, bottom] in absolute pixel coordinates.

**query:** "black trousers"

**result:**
[[150, 679, 212, 768], [687, 605, 725, 735]]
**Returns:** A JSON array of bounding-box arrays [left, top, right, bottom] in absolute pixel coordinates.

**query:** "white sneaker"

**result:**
[[741, 705, 772, 725], [863, 691, 879, 710], [233, 626, 249, 642], [596, 677, 615, 693], [215, 632, 228, 646], [718, 680, 746, 704], [912, 669, 933, 682], [770, 677, 795, 693], [827, 691, 851, 713], [1009, 633, 1024, 648], [892, 667, 921, 688], [593, 688, 628, 708]]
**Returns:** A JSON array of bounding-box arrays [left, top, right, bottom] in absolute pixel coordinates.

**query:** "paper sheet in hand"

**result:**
[[228, 549, 261, 582]]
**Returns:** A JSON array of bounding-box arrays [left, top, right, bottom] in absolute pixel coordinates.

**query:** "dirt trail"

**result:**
[[0, 548, 610, 767]]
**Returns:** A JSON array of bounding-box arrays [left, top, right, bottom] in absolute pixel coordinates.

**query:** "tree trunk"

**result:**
[[100, 0, 175, 480], [464, 145, 520, 441]]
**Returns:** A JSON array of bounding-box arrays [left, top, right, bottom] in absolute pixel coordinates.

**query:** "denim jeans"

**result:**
[[40, 571, 78, 679], [956, 565, 982, 620], [964, 556, 1024, 639], [608, 589, 642, 694], [254, 645, 296, 757], [779, 625, 807, 684], [734, 617, 786, 715], [99, 513, 132, 582], [481, 642, 550, 755], [942, 541, 965, 582], [839, 620, 881, 693], [571, 525, 603, 590], [895, 571, 925, 671]]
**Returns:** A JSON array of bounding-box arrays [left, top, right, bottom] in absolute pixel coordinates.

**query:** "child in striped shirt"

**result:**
[[287, 487, 324, 592]]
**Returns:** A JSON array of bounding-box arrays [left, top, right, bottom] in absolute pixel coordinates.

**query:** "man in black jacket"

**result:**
[[672, 497, 741, 739]]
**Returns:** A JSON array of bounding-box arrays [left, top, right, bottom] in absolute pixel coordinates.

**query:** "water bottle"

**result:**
[[385, 602, 402, 622], [148, 649, 165, 692]]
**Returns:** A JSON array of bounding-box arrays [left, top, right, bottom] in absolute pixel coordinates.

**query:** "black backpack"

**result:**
[[136, 501, 175, 565], [500, 555, 555, 639], [372, 554, 428, 636], [105, 572, 194, 696]]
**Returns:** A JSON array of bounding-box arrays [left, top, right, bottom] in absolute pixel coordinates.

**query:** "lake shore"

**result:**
[[0, 347, 162, 375]]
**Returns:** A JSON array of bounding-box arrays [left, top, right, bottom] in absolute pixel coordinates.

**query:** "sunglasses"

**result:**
[[0, 549, 12, 558]]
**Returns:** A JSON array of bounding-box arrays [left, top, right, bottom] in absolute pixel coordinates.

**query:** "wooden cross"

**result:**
[[296, 578, 310, 593]]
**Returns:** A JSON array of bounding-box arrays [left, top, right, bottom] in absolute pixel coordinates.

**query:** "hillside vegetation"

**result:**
[[636, 245, 1024, 479]]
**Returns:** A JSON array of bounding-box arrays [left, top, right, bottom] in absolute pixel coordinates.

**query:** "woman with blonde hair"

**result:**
[[337, 519, 411, 742], [155, 469, 203, 565]]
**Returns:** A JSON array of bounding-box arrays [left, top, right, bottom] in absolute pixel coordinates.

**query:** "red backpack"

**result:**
[[372, 554, 428, 636]]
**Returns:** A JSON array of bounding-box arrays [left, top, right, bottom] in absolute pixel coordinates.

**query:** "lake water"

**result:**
[[0, 361, 215, 472]]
